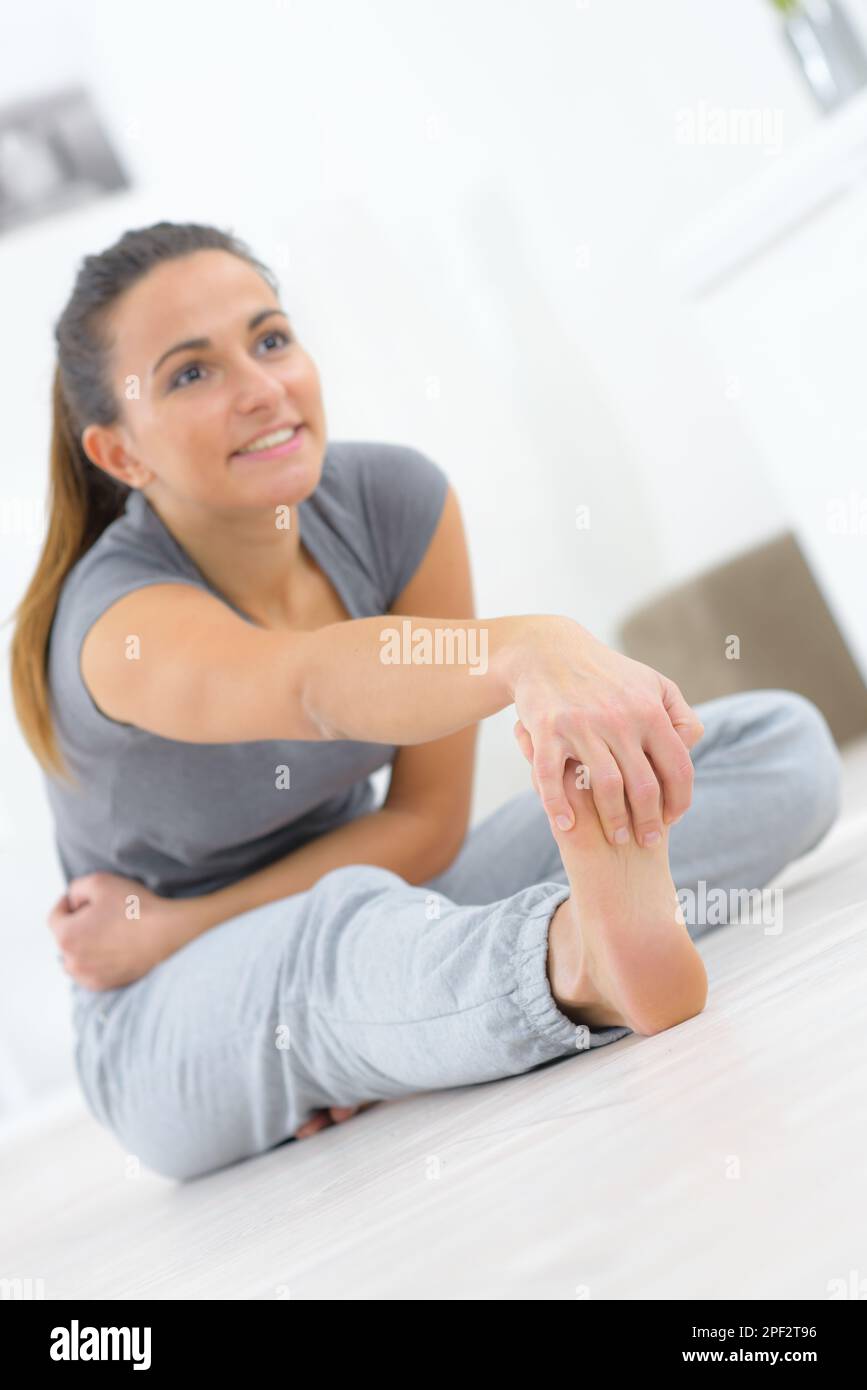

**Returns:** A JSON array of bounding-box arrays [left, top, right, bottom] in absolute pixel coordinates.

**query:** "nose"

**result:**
[[232, 355, 288, 413]]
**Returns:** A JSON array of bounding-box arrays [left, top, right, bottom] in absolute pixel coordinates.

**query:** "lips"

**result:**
[[231, 422, 303, 456]]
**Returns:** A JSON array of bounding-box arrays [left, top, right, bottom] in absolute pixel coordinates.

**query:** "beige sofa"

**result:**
[[617, 531, 867, 749]]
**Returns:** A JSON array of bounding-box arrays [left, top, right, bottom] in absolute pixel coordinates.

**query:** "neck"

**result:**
[[142, 488, 308, 628]]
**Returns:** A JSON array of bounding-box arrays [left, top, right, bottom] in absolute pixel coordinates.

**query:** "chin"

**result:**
[[247, 454, 322, 508]]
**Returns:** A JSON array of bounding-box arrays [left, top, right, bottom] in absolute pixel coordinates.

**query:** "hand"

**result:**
[[295, 1101, 378, 1140], [48, 871, 179, 990], [509, 617, 705, 847]]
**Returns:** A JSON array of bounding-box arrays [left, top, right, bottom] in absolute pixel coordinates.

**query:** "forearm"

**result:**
[[160, 805, 454, 949], [297, 612, 578, 744]]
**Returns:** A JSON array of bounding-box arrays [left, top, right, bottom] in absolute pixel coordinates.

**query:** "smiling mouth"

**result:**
[[230, 424, 307, 460]]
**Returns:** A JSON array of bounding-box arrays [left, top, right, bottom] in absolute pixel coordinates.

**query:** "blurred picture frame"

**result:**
[[0, 84, 129, 236]]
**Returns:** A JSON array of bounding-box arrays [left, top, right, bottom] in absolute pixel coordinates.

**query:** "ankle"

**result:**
[[547, 900, 627, 1029]]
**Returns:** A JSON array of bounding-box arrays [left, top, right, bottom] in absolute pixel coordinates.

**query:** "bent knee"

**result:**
[[109, 1125, 224, 1183], [770, 691, 842, 852], [103, 1103, 261, 1183]]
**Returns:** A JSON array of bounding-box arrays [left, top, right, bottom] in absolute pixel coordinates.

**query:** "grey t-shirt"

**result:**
[[44, 439, 450, 898]]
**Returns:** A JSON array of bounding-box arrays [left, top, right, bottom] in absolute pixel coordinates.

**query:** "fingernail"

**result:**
[[555, 814, 573, 831], [643, 831, 661, 847], [614, 827, 630, 845]]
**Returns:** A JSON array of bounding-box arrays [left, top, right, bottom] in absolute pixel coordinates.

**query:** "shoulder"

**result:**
[[48, 492, 206, 744], [319, 440, 451, 606], [317, 438, 448, 509], [54, 490, 201, 641]]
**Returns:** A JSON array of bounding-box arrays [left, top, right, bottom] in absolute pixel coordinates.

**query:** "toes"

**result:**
[[296, 1111, 332, 1139]]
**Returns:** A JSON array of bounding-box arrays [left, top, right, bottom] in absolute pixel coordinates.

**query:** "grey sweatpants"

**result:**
[[70, 689, 842, 1181]]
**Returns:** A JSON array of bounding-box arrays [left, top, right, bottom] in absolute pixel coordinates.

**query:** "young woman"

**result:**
[[9, 221, 842, 1182]]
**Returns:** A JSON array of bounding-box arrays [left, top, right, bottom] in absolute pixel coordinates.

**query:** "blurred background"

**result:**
[[2, 0, 866, 1126]]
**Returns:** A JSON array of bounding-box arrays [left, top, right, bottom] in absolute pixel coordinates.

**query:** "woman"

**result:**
[[9, 221, 842, 1182]]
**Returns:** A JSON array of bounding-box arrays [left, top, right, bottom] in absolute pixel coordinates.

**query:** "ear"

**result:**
[[80, 421, 151, 489]]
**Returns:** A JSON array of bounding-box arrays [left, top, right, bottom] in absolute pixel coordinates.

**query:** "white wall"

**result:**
[[1, 0, 858, 1118], [673, 84, 867, 691]]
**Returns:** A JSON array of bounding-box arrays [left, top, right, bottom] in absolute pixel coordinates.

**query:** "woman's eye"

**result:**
[[169, 330, 292, 390], [170, 363, 205, 390], [260, 329, 291, 352]]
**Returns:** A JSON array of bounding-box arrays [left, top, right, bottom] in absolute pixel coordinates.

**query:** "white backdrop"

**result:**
[[1, 0, 859, 1121]]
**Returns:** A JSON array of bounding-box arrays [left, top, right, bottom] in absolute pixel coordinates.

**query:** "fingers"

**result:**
[[532, 738, 575, 832], [518, 700, 698, 847], [513, 719, 534, 765], [515, 722, 543, 803], [515, 720, 555, 811], [578, 738, 632, 846], [661, 678, 705, 749], [521, 721, 634, 846], [66, 876, 97, 912], [604, 738, 665, 847], [644, 715, 695, 826], [579, 701, 696, 846], [47, 897, 72, 935]]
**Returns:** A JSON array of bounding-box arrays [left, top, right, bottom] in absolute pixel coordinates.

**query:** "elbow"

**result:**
[[296, 667, 341, 741]]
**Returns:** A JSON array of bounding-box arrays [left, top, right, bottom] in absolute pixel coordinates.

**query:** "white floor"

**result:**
[[3, 739, 867, 1301]]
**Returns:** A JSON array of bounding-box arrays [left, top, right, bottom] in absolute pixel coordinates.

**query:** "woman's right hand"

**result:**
[[508, 617, 705, 847]]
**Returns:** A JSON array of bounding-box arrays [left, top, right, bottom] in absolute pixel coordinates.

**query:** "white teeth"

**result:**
[[236, 426, 298, 453]]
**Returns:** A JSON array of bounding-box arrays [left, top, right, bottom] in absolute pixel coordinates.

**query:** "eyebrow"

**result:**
[[151, 307, 289, 377]]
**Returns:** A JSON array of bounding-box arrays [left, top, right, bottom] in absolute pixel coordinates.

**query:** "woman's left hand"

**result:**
[[47, 871, 178, 991]]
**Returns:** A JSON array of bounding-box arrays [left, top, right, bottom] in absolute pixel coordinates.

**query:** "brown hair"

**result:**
[[6, 220, 278, 784]]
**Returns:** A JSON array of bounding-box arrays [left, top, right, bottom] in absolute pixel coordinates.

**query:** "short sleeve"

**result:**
[[359, 443, 450, 607], [46, 525, 209, 751]]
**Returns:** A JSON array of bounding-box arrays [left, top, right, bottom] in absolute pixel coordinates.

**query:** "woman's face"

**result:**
[[84, 248, 327, 515]]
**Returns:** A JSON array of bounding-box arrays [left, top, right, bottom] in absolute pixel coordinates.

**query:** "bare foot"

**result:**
[[295, 1100, 378, 1141], [547, 760, 708, 1037]]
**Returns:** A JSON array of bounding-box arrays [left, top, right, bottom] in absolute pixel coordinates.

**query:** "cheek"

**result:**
[[142, 396, 226, 467], [183, 400, 229, 448], [300, 372, 324, 418], [290, 354, 320, 392]]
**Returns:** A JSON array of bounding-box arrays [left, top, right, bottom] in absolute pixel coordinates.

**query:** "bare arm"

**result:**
[[82, 575, 541, 747], [60, 490, 480, 983], [161, 486, 479, 945], [83, 518, 703, 843], [55, 471, 711, 1000], [158, 804, 452, 949]]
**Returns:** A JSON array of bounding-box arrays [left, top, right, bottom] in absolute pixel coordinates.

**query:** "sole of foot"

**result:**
[[549, 761, 708, 1037]]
